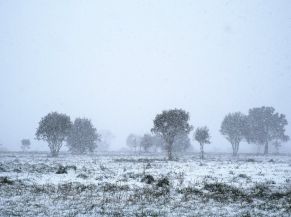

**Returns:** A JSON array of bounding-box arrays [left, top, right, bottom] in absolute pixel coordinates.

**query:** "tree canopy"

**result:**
[[246, 106, 289, 155], [36, 112, 72, 157], [220, 112, 247, 156], [151, 109, 193, 160], [67, 118, 100, 154]]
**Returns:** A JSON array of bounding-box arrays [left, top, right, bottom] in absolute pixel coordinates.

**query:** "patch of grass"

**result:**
[[101, 183, 130, 192], [177, 186, 203, 197], [238, 174, 250, 180], [77, 173, 89, 179], [203, 182, 252, 203], [251, 183, 271, 198]]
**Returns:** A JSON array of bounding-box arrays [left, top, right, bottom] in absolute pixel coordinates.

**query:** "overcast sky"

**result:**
[[0, 0, 291, 153]]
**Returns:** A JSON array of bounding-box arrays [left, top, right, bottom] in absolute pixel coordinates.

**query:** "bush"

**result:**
[[156, 177, 170, 188], [56, 165, 77, 174], [141, 175, 155, 184], [0, 177, 13, 185], [56, 165, 67, 174]]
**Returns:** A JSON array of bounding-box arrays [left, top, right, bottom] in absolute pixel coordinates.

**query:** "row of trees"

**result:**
[[135, 106, 288, 160], [221, 106, 289, 156], [35, 112, 101, 156], [126, 132, 192, 153], [34, 106, 288, 158]]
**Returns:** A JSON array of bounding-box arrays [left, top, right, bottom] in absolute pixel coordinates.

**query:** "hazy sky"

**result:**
[[1, 0, 291, 152]]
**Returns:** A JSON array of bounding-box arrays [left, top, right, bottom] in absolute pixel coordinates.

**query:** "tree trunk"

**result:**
[[231, 143, 236, 156], [49, 142, 60, 157], [231, 143, 239, 157], [200, 143, 204, 160], [51, 148, 58, 157], [167, 142, 173, 160], [264, 142, 268, 155], [235, 143, 239, 156]]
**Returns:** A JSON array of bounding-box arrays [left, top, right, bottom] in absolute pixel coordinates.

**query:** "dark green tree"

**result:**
[[36, 112, 72, 157], [194, 127, 210, 160], [246, 106, 289, 155], [220, 112, 247, 156], [67, 118, 101, 154], [151, 109, 193, 160]]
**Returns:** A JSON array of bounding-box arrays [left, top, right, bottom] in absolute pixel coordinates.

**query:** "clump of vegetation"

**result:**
[[177, 186, 203, 201], [56, 165, 67, 174], [238, 173, 250, 179], [101, 183, 129, 192], [0, 176, 14, 185], [56, 182, 96, 195], [203, 182, 252, 202], [251, 183, 271, 198], [77, 174, 89, 179], [141, 175, 155, 184], [156, 177, 170, 188], [13, 168, 21, 173], [56, 165, 77, 174]]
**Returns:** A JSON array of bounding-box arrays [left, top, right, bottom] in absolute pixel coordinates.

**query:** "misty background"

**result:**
[[0, 0, 291, 153]]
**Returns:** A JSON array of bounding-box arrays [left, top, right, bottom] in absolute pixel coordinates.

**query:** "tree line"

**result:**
[[33, 106, 289, 158], [128, 106, 289, 160]]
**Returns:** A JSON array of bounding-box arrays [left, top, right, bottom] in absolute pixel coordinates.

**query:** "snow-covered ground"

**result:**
[[0, 152, 291, 216]]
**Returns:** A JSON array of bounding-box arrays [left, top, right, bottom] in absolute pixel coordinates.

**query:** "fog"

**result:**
[[0, 0, 291, 153]]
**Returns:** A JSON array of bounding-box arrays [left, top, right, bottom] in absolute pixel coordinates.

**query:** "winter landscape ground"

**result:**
[[0, 152, 290, 217]]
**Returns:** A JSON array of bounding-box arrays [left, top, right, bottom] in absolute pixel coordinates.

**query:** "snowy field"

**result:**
[[0, 152, 291, 217]]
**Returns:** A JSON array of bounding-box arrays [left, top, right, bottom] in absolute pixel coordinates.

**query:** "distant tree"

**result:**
[[220, 112, 247, 156], [246, 106, 289, 155], [173, 133, 192, 153], [150, 135, 165, 152], [194, 127, 210, 160], [98, 130, 114, 151], [272, 140, 282, 154], [140, 134, 154, 152], [67, 118, 101, 154], [21, 139, 31, 152], [126, 134, 141, 152], [151, 109, 193, 160], [36, 112, 72, 157], [0, 143, 6, 152]]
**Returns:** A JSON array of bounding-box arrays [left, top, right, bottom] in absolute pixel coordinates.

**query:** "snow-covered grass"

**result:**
[[0, 151, 291, 216]]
